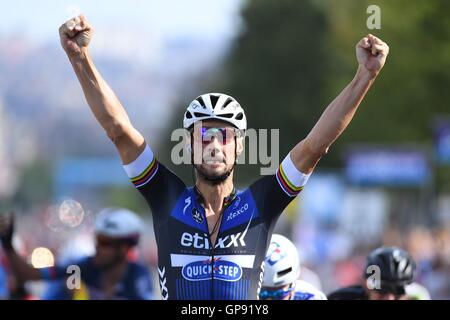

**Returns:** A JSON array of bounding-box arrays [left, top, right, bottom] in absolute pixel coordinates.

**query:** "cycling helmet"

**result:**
[[262, 234, 300, 287], [94, 208, 143, 246], [364, 246, 416, 294], [183, 93, 247, 131], [405, 282, 431, 300]]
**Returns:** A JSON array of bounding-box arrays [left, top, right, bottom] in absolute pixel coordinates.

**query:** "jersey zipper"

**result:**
[[210, 240, 215, 300], [201, 207, 216, 300], [203, 208, 224, 300], [198, 192, 237, 300]]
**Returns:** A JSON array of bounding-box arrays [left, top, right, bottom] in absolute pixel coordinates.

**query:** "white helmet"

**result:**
[[183, 93, 247, 131], [262, 234, 300, 287], [94, 208, 143, 246]]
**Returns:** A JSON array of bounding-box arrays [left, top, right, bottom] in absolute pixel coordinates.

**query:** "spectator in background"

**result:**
[[328, 246, 418, 300], [259, 234, 326, 300], [0, 252, 36, 300], [0, 208, 154, 300], [406, 226, 450, 299]]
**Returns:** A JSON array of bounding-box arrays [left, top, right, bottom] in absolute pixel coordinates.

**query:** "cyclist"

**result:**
[[328, 246, 417, 300], [0, 208, 154, 300], [57, 15, 389, 299], [259, 234, 326, 300]]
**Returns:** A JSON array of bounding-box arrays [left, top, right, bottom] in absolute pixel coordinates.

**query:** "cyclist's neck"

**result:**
[[101, 258, 128, 283], [195, 176, 234, 215]]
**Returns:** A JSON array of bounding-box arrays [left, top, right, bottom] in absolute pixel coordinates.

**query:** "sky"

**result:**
[[0, 0, 245, 43]]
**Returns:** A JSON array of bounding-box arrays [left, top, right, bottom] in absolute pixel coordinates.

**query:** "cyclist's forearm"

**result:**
[[69, 49, 132, 139], [3, 249, 42, 281]]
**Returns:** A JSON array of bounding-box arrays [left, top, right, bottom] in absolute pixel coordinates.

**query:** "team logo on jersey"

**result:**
[[233, 196, 241, 209], [226, 202, 249, 221], [191, 208, 203, 224], [181, 258, 242, 282], [266, 242, 286, 266]]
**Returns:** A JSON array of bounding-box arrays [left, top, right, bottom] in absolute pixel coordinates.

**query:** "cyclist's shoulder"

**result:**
[[240, 174, 276, 195], [292, 280, 327, 300], [127, 260, 151, 276], [124, 145, 186, 190]]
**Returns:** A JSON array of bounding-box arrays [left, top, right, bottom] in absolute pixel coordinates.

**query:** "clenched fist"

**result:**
[[356, 34, 389, 77], [59, 15, 93, 57]]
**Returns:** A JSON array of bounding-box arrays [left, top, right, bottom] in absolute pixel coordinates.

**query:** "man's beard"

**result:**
[[195, 163, 234, 185]]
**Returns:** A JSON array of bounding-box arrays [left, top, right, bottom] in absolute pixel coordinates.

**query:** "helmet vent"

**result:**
[[104, 220, 118, 230], [185, 111, 193, 119], [277, 267, 292, 277], [194, 112, 210, 118], [222, 97, 234, 109], [196, 96, 206, 108], [218, 113, 234, 118], [235, 112, 244, 120], [210, 95, 220, 108]]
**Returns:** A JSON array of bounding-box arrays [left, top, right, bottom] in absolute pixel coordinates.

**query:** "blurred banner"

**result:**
[[433, 118, 450, 165], [344, 146, 431, 186]]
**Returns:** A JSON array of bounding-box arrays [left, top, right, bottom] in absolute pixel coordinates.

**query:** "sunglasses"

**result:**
[[196, 127, 239, 145], [96, 236, 123, 248], [259, 286, 294, 300]]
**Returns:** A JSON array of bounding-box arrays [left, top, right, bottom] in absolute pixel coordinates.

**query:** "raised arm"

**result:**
[[59, 15, 145, 164], [290, 34, 389, 174], [0, 214, 42, 281]]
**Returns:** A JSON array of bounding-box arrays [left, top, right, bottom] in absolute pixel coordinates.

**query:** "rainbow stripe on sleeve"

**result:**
[[276, 163, 304, 197], [130, 156, 159, 188]]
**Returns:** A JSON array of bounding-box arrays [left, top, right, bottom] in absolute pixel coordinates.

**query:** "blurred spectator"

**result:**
[[1, 251, 36, 300], [0, 208, 155, 300], [328, 247, 417, 300]]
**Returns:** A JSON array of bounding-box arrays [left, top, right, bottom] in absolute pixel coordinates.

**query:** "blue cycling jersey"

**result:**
[[291, 280, 327, 300], [40, 256, 154, 300], [123, 144, 310, 300]]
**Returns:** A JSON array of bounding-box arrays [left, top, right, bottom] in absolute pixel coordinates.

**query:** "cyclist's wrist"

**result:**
[[68, 47, 90, 64], [356, 64, 378, 81]]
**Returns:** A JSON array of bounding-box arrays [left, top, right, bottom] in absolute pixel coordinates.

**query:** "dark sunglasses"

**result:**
[[198, 127, 238, 145], [96, 236, 123, 247], [259, 286, 294, 300]]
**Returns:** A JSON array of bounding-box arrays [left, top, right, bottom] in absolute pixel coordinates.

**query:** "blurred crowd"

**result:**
[[296, 225, 450, 299], [1, 205, 449, 300]]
